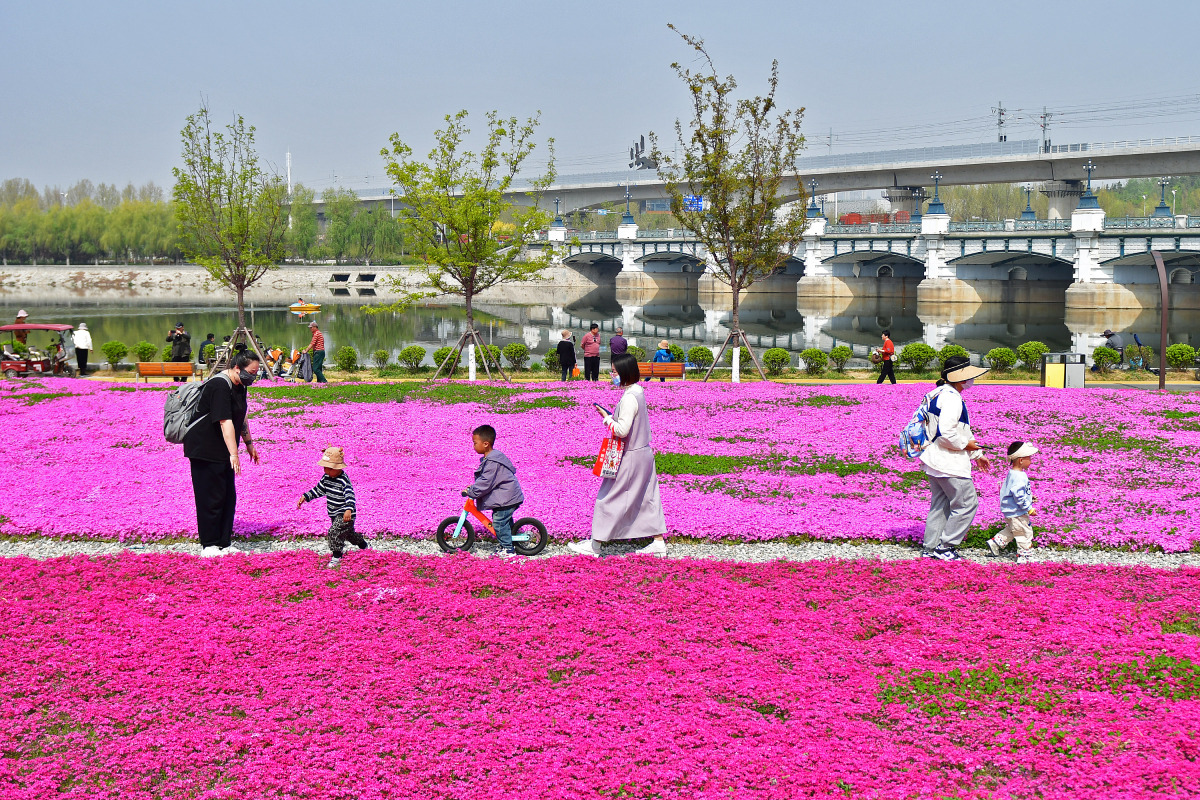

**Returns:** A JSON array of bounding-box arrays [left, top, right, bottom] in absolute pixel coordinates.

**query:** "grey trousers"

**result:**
[[924, 474, 979, 550]]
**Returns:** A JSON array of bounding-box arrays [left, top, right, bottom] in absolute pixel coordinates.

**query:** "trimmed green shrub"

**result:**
[[160, 344, 175, 361], [1125, 344, 1152, 369], [1092, 345, 1120, 372], [667, 344, 685, 363], [434, 346, 461, 372], [797, 348, 827, 376], [541, 348, 559, 371], [687, 346, 714, 369], [722, 346, 751, 366], [101, 341, 128, 369], [985, 347, 1016, 372], [501, 342, 530, 370], [473, 344, 502, 369], [938, 344, 970, 367], [200, 343, 215, 362], [829, 345, 853, 372], [627, 345, 647, 362], [762, 348, 792, 375], [898, 342, 937, 372], [11, 341, 28, 355], [371, 349, 390, 370], [398, 345, 426, 371], [334, 345, 358, 372], [1016, 341, 1050, 371], [132, 341, 158, 363], [1167, 343, 1197, 370], [529, 362, 544, 372]]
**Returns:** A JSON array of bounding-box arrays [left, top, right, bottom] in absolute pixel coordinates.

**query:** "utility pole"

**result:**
[[992, 101, 1007, 143], [1039, 107, 1053, 153]]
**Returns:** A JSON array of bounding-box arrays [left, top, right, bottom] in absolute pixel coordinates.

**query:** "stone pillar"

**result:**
[[801, 216, 827, 278], [922, 321, 954, 350], [803, 315, 830, 350], [1041, 181, 1084, 220], [1064, 201, 1132, 309], [884, 187, 925, 217], [920, 212, 951, 280]]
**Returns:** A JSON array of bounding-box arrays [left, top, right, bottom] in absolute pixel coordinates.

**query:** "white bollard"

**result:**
[[467, 343, 476, 382], [732, 345, 741, 383]]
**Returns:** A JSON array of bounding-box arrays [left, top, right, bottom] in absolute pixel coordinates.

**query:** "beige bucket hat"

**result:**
[[317, 446, 346, 469]]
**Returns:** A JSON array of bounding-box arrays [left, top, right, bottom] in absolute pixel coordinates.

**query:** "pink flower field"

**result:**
[[2, 379, 1199, 551], [1, 552, 1197, 799]]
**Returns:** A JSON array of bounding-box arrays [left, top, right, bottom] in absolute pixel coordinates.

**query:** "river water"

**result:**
[[1, 288, 1194, 366]]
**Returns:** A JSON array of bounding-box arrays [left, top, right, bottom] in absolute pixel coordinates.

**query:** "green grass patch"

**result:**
[[655, 453, 755, 476], [890, 471, 926, 492], [7, 391, 73, 406], [791, 394, 860, 407], [252, 382, 574, 413], [1103, 654, 1200, 700], [1056, 422, 1174, 458], [1160, 613, 1200, 636], [878, 665, 1060, 716]]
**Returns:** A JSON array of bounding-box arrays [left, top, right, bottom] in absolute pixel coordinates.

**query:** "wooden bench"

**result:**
[[135, 362, 196, 383], [638, 362, 686, 380]]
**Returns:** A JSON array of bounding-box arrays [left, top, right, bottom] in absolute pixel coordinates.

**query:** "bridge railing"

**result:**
[[1051, 135, 1200, 154], [1189, 217, 1200, 228], [636, 229, 694, 239], [949, 221, 1007, 232], [1014, 219, 1071, 231], [1103, 217, 1179, 230]]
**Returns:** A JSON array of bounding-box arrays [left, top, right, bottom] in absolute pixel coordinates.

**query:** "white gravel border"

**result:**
[[2, 537, 1196, 569]]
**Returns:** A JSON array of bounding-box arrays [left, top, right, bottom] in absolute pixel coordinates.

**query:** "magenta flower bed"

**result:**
[[1, 553, 1197, 798], [1, 379, 1199, 550]]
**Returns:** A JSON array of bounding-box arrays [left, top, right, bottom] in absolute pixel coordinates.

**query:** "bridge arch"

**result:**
[[1171, 267, 1194, 285], [562, 251, 623, 270], [948, 251, 1073, 282], [635, 251, 705, 274], [1103, 250, 1200, 285], [822, 250, 924, 279]]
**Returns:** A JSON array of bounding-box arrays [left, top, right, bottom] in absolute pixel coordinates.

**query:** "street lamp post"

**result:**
[[1153, 176, 1172, 217], [1172, 189, 1177, 215]]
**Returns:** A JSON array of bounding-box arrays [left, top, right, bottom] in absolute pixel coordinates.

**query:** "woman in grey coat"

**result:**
[[568, 353, 668, 557]]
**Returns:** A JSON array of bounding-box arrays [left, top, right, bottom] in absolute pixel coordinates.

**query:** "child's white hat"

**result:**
[[1007, 442, 1039, 460]]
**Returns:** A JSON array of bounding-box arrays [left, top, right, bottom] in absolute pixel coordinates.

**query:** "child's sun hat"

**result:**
[[1007, 442, 1039, 461], [318, 447, 346, 469]]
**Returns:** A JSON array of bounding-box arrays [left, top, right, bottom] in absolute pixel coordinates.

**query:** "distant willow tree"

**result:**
[[651, 26, 808, 381], [172, 104, 287, 328]]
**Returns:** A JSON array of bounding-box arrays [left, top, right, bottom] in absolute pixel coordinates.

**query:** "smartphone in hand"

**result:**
[[594, 402, 612, 417]]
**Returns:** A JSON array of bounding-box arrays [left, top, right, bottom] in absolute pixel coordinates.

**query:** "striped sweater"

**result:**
[[303, 473, 356, 520]]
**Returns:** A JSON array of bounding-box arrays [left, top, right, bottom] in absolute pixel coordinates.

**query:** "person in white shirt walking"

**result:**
[[918, 356, 991, 561], [988, 442, 1039, 563], [73, 323, 93, 375]]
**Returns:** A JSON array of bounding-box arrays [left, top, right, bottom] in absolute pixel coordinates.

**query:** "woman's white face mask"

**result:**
[[963, 378, 976, 389]]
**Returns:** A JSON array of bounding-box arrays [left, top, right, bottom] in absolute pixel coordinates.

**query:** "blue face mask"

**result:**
[[611, 374, 622, 386]]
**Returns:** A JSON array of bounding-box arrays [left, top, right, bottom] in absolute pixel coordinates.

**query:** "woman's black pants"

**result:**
[[189, 459, 236, 548]]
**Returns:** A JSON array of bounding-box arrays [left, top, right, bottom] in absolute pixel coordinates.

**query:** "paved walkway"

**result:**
[[3, 537, 1195, 569]]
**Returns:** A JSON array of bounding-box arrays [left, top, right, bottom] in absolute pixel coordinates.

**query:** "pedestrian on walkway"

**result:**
[[306, 321, 327, 383], [166, 322, 193, 382], [609, 327, 628, 361], [14, 310, 28, 345], [183, 352, 261, 556], [581, 323, 602, 381], [556, 330, 577, 381], [919, 355, 991, 561], [875, 330, 896, 385], [568, 353, 668, 557], [73, 323, 92, 375]]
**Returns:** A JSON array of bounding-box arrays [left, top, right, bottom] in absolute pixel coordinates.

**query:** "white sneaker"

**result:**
[[199, 546, 222, 558], [986, 538, 1003, 558], [327, 556, 342, 569], [635, 538, 667, 557], [566, 539, 602, 557]]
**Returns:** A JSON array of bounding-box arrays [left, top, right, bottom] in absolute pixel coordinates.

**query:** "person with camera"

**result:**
[[166, 322, 193, 382], [183, 352, 261, 556]]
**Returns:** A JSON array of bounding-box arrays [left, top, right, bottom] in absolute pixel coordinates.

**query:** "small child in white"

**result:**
[[988, 441, 1038, 563], [296, 446, 368, 568]]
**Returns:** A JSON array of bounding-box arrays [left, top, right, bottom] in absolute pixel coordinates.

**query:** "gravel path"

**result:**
[[2, 537, 1196, 569]]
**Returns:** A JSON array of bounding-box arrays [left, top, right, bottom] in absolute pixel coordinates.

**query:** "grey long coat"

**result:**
[[591, 384, 667, 541]]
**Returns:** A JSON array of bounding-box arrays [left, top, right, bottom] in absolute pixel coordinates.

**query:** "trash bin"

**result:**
[[1042, 353, 1086, 388]]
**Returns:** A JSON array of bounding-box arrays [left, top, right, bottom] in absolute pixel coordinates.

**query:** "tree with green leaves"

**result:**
[[650, 26, 808, 381], [172, 104, 287, 329], [375, 109, 555, 380], [285, 184, 319, 261]]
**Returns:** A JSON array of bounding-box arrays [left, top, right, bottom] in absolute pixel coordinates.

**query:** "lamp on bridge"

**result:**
[[1077, 160, 1100, 210], [621, 184, 635, 225], [910, 187, 923, 223], [1153, 176, 1172, 217], [925, 170, 947, 215], [1021, 185, 1037, 220], [806, 179, 823, 218], [552, 197, 565, 228]]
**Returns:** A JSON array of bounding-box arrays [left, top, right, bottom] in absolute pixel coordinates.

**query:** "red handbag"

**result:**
[[592, 435, 625, 478]]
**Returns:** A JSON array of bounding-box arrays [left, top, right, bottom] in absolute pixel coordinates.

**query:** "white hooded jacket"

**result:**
[[918, 384, 984, 479]]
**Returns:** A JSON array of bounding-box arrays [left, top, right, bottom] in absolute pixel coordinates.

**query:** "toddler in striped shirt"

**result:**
[[297, 446, 368, 568]]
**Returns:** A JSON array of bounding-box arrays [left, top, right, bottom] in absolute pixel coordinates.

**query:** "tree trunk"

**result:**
[[731, 281, 741, 332], [464, 288, 475, 334], [236, 284, 246, 328]]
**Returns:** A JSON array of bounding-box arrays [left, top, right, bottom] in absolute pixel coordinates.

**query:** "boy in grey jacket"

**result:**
[[465, 424, 525, 557]]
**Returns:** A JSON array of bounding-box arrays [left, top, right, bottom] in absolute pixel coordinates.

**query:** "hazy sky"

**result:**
[[4, 0, 1200, 192]]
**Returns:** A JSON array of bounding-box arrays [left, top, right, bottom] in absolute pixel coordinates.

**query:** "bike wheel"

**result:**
[[512, 517, 548, 556], [435, 517, 475, 553]]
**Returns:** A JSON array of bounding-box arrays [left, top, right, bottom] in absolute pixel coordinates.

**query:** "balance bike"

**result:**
[[435, 498, 549, 556]]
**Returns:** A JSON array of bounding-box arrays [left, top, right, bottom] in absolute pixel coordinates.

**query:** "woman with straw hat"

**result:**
[[918, 355, 991, 561]]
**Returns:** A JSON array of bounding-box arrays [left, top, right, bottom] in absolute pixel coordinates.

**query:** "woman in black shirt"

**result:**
[[555, 330, 577, 381], [183, 352, 261, 556]]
